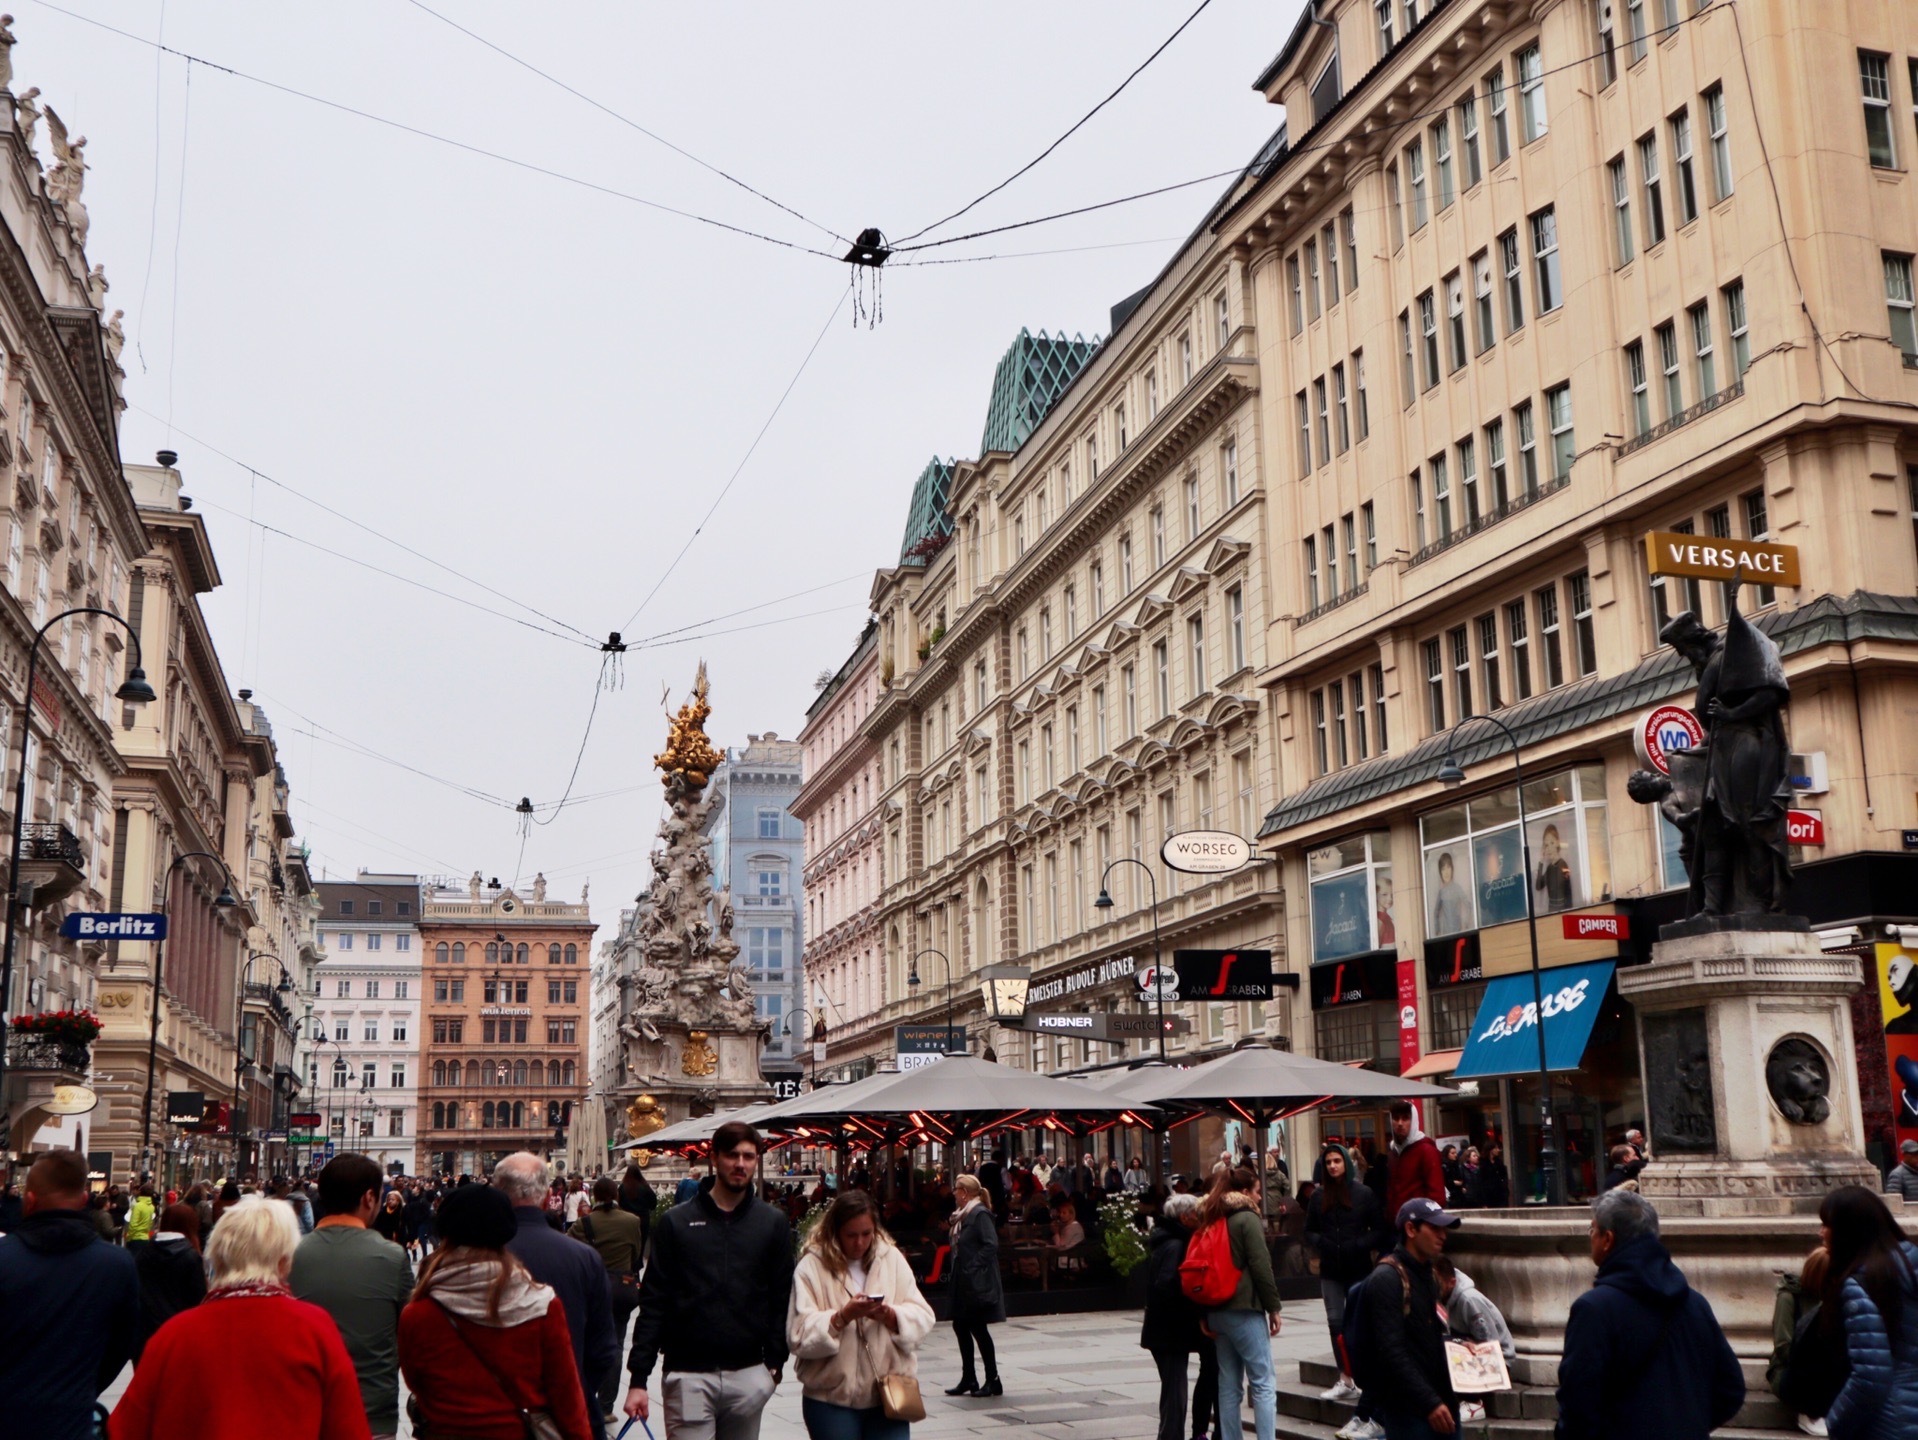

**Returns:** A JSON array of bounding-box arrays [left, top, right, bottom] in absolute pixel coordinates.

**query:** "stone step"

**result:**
[[1277, 1375, 1799, 1435]]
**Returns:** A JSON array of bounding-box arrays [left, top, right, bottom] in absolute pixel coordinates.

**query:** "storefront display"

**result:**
[[1421, 765, 1612, 936], [1308, 832, 1394, 962]]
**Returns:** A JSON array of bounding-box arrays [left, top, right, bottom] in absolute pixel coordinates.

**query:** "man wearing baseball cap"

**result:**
[[1356, 1198, 1460, 1438], [1887, 1138, 1918, 1202]]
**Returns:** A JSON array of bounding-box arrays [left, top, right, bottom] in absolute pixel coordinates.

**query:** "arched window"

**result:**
[[973, 879, 992, 969], [435, 942, 449, 964], [452, 941, 465, 963], [482, 1101, 495, 1129], [546, 1100, 562, 1126], [431, 1060, 444, 1087], [562, 1060, 575, 1087], [548, 1060, 561, 1087], [485, 942, 499, 964], [517, 943, 529, 964], [430, 1101, 442, 1128], [549, 943, 562, 965], [565, 944, 577, 964], [513, 1060, 527, 1085], [465, 1060, 481, 1087], [512, 1100, 525, 1128], [561, 1100, 573, 1125]]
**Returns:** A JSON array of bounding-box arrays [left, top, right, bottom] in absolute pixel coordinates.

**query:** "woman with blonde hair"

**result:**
[[946, 1172, 1006, 1397], [788, 1188, 936, 1440], [110, 1195, 369, 1440], [398, 1184, 594, 1440]]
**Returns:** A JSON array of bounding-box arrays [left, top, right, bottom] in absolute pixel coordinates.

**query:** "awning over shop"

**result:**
[[1453, 961, 1615, 1080], [1403, 1048, 1463, 1080]]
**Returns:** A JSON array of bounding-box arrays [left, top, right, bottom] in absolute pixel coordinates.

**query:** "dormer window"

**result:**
[[1311, 47, 1342, 124]]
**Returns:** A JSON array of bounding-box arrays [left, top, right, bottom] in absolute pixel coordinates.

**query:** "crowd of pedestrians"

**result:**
[[1, 1121, 1915, 1440]]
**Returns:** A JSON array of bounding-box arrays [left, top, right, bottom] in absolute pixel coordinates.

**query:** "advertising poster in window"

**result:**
[[1424, 847, 1474, 936], [1473, 828, 1527, 925], [1311, 871, 1373, 963], [1527, 816, 1581, 914], [1375, 864, 1397, 949], [1877, 944, 1918, 1139]]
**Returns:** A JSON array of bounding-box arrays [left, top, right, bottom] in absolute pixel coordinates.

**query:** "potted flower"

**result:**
[[12, 1008, 103, 1046]]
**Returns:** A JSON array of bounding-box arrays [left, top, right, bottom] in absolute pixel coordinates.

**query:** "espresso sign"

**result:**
[[1162, 830, 1254, 874], [1643, 531, 1800, 586]]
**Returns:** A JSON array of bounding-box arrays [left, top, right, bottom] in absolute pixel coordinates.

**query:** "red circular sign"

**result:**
[[1635, 704, 1705, 775]]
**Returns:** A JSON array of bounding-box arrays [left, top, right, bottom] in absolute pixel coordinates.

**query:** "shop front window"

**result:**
[[1314, 1001, 1398, 1066], [1308, 832, 1395, 963], [1430, 982, 1489, 1050], [1420, 764, 1611, 937]]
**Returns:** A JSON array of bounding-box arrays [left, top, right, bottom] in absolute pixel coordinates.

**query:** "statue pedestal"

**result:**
[[616, 1017, 771, 1176], [1617, 921, 1879, 1215]]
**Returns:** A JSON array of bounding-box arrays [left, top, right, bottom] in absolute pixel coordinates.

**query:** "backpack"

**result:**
[[1341, 1255, 1410, 1392], [1179, 1217, 1244, 1306]]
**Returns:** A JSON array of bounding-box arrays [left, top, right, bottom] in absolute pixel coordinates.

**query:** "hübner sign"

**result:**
[[1161, 830, 1254, 874], [1642, 531, 1801, 586], [1026, 955, 1138, 1005]]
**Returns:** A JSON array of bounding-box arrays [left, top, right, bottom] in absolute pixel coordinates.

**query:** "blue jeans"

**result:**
[[1209, 1310, 1276, 1440], [800, 1396, 911, 1440]]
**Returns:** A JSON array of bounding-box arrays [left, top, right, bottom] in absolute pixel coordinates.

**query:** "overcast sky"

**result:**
[[25, 0, 1295, 933]]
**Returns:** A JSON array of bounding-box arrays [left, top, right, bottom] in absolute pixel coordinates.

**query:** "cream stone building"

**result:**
[[1232, 0, 1918, 1187]]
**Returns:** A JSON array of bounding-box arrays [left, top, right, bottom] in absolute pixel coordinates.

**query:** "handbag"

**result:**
[[851, 1268, 925, 1423], [430, 1300, 566, 1440]]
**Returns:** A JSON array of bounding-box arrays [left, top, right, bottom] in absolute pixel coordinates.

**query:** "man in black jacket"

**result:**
[[0, 1150, 140, 1440], [1555, 1189, 1743, 1440], [1360, 1197, 1459, 1438], [624, 1121, 795, 1440]]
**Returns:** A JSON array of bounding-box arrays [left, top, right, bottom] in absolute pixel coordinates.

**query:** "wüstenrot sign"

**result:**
[[1643, 531, 1800, 586]]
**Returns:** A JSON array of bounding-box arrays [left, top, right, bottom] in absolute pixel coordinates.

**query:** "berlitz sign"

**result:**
[[59, 912, 168, 940], [1643, 531, 1801, 586], [1161, 830, 1254, 874]]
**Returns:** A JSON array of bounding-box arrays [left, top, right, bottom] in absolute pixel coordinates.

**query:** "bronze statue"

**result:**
[[1629, 592, 1792, 918]]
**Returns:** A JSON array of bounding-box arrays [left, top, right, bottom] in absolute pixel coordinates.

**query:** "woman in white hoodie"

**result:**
[[788, 1190, 937, 1440]]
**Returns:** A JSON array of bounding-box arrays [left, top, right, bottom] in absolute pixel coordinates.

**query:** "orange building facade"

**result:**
[[415, 876, 596, 1175]]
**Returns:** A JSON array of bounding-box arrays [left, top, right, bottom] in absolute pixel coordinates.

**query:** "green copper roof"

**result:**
[[898, 456, 957, 564], [978, 328, 1099, 456]]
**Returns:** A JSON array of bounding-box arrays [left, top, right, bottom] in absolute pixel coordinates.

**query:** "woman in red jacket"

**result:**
[[399, 1184, 595, 1440], [110, 1195, 370, 1440]]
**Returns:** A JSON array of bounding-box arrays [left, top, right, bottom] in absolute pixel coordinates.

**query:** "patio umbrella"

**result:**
[[1107, 1043, 1455, 1127]]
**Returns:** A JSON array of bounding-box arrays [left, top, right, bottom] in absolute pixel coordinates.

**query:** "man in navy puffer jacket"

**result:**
[[1555, 1189, 1744, 1440]]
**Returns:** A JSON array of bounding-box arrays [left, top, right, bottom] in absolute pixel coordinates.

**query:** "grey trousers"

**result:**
[[663, 1365, 779, 1440]]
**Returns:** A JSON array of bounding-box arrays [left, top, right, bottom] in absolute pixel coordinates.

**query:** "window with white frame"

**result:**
[[1885, 253, 1917, 358], [1333, 364, 1351, 452], [1639, 133, 1665, 246], [1227, 586, 1245, 671], [1568, 569, 1597, 675], [1485, 66, 1510, 164], [1354, 350, 1370, 437], [1531, 207, 1562, 313], [1517, 44, 1547, 141], [1446, 272, 1467, 371], [1704, 84, 1732, 200], [1862, 51, 1897, 168], [1506, 598, 1532, 701], [1406, 138, 1428, 228], [1499, 229, 1524, 333], [1433, 117, 1454, 208], [1671, 109, 1699, 225], [1222, 438, 1240, 504], [1421, 765, 1611, 936], [1610, 157, 1634, 266], [1308, 833, 1394, 964], [1153, 639, 1170, 717], [1473, 252, 1496, 352], [1459, 93, 1482, 187], [1657, 321, 1682, 415], [1723, 280, 1750, 380], [1689, 301, 1716, 399], [1626, 341, 1650, 437], [1546, 383, 1575, 481]]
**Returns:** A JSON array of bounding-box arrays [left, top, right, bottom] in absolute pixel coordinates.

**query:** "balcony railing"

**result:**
[[1615, 379, 1744, 458], [21, 823, 84, 869], [1295, 581, 1369, 627], [7, 1031, 91, 1074], [1407, 475, 1571, 568]]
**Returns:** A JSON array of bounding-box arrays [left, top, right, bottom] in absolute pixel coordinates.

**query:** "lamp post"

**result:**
[[906, 948, 960, 1054], [139, 851, 239, 1179], [784, 1008, 824, 1089], [1094, 857, 1168, 1063], [0, 608, 154, 1098], [232, 952, 295, 1175], [1436, 712, 1565, 1207], [309, 1029, 346, 1162]]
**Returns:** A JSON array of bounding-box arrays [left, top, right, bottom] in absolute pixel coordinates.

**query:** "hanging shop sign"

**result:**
[[1642, 531, 1801, 586], [1161, 830, 1255, 874], [164, 1091, 206, 1124], [59, 911, 168, 940], [1020, 1011, 1192, 1040], [1634, 705, 1705, 776], [1787, 810, 1826, 846], [1562, 912, 1630, 941], [1453, 961, 1616, 1079], [1172, 949, 1274, 1000], [895, 1023, 963, 1069], [1136, 965, 1181, 1001], [1424, 932, 1485, 988], [1308, 950, 1399, 1010], [42, 1083, 97, 1116], [1397, 958, 1422, 1076]]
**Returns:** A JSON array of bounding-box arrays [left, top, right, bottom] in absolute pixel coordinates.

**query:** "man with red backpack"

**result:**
[[1383, 1102, 1446, 1220], [1182, 1165, 1282, 1440]]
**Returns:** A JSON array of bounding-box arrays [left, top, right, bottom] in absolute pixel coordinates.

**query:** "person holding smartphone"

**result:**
[[788, 1191, 935, 1440]]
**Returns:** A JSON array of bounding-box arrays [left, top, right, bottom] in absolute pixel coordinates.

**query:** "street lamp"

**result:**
[[232, 952, 295, 1171], [0, 608, 154, 1102], [309, 1029, 346, 1162], [784, 1009, 825, 1089], [1095, 857, 1168, 1063], [906, 948, 960, 1054], [1437, 712, 1564, 1206], [140, 851, 240, 1178]]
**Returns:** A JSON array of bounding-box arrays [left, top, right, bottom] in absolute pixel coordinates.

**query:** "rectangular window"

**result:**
[[1410, 470, 1427, 550], [1424, 637, 1446, 732], [1376, 0, 1394, 54], [1314, 377, 1331, 464], [1296, 391, 1313, 476], [1485, 67, 1511, 164], [1499, 228, 1524, 333], [1372, 661, 1389, 753], [1117, 404, 1128, 450], [1407, 138, 1429, 230], [1387, 161, 1404, 249], [1610, 156, 1634, 266], [1515, 399, 1539, 496], [1363, 501, 1378, 570], [1349, 669, 1369, 760], [1705, 84, 1733, 200], [1626, 340, 1651, 437], [1333, 364, 1351, 452], [1626, 0, 1647, 62], [1419, 290, 1440, 389], [1450, 624, 1474, 720], [1657, 321, 1682, 415], [1517, 44, 1548, 142], [1478, 612, 1503, 710], [1217, 292, 1230, 349], [1507, 598, 1532, 699], [1568, 570, 1597, 675], [1671, 109, 1699, 225], [1485, 418, 1508, 510], [1344, 513, 1360, 592], [1323, 223, 1340, 303], [1472, 251, 1496, 352], [1537, 582, 1565, 688], [1222, 439, 1240, 505], [1596, 0, 1618, 86], [1304, 536, 1320, 609], [1446, 272, 1467, 371], [1324, 523, 1339, 597], [1354, 349, 1370, 437], [1723, 280, 1751, 380], [1122, 665, 1137, 733], [1689, 300, 1717, 399], [1153, 639, 1170, 717], [1312, 690, 1330, 775], [1459, 94, 1482, 187], [1863, 51, 1897, 168], [1288, 255, 1304, 334], [1120, 534, 1132, 590], [1399, 311, 1416, 404], [1458, 436, 1480, 526], [1547, 383, 1575, 480], [1432, 453, 1452, 540], [1184, 475, 1201, 539], [1343, 208, 1359, 292], [1639, 133, 1666, 246], [1885, 253, 1917, 357], [1228, 586, 1245, 671], [1330, 680, 1349, 769], [1531, 207, 1562, 312], [1745, 489, 1776, 606], [1433, 117, 1454, 208], [1187, 615, 1207, 693]]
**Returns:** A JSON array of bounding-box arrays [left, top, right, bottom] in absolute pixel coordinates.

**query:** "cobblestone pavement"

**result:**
[[103, 1303, 1333, 1440]]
